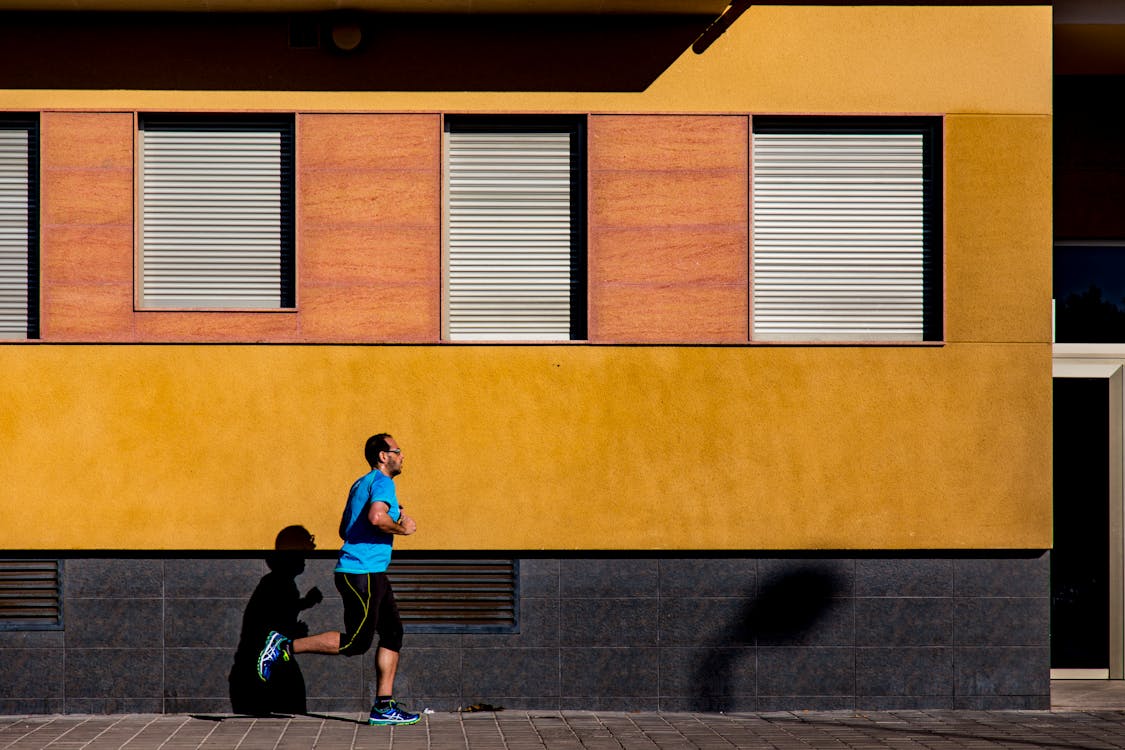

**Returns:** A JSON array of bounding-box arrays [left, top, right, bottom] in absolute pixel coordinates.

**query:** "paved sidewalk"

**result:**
[[6, 709, 1125, 750], [1053, 680, 1125, 711]]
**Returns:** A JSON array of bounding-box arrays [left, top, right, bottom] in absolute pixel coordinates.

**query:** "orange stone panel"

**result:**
[[297, 115, 442, 343], [42, 112, 133, 170], [589, 283, 748, 343], [41, 283, 134, 341], [41, 168, 132, 227], [38, 113, 137, 341], [590, 227, 747, 286], [298, 283, 439, 342], [587, 115, 751, 344], [41, 225, 134, 286], [299, 169, 439, 228], [300, 114, 440, 171], [590, 170, 747, 228], [300, 226, 440, 287], [134, 312, 300, 341], [589, 115, 749, 172]]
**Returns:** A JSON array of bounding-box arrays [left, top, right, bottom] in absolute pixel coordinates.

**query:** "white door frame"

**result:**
[[1052, 356, 1124, 679]]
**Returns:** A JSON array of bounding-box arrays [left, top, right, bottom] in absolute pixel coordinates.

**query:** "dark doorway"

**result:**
[[1052, 377, 1110, 670]]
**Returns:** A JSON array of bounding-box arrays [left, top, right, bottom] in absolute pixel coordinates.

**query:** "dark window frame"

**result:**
[[0, 114, 39, 340], [752, 115, 944, 342], [443, 115, 588, 342], [137, 113, 296, 311]]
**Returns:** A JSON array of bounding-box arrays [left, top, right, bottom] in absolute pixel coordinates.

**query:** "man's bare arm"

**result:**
[[368, 501, 417, 535]]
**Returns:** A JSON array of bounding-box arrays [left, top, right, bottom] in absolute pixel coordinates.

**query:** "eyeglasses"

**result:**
[[385, 448, 402, 455]]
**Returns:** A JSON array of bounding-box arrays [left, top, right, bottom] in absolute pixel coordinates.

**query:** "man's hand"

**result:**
[[398, 513, 417, 536]]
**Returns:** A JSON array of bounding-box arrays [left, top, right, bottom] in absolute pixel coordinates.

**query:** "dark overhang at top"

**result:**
[[1055, 0, 1125, 75], [0, 0, 729, 11]]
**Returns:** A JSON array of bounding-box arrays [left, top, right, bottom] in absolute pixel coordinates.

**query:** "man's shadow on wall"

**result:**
[[229, 525, 323, 716]]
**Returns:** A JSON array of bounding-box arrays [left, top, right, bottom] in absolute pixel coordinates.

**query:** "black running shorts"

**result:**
[[335, 571, 404, 656]]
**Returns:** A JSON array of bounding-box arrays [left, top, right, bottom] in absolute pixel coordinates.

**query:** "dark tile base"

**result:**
[[0, 551, 1050, 713]]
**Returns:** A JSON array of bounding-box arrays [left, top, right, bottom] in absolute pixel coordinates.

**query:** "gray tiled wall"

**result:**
[[0, 552, 1050, 714]]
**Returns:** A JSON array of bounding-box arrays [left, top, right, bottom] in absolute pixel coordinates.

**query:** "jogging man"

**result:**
[[256, 433, 420, 726]]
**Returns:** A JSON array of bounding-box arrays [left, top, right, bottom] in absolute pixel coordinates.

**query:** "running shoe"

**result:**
[[368, 700, 421, 726], [256, 630, 291, 682]]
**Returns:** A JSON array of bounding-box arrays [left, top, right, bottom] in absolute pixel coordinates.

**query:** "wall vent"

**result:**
[[389, 558, 517, 633], [0, 560, 62, 630]]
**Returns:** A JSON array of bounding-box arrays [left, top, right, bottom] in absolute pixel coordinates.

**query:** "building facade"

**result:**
[[0, 2, 1053, 712]]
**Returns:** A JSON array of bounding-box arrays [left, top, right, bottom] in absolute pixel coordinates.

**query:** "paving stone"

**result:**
[[5, 710, 1125, 750]]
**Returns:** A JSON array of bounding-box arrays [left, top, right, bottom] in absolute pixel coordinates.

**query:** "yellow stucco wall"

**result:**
[[0, 342, 1050, 551]]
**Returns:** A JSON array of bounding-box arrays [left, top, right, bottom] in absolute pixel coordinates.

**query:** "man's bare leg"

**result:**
[[292, 631, 341, 655], [375, 647, 399, 697], [283, 635, 404, 710]]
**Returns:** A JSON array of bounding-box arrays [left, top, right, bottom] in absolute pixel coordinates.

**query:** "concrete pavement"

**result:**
[[5, 683, 1125, 750], [1052, 680, 1125, 710]]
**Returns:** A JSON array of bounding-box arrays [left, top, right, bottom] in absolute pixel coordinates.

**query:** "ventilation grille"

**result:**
[[388, 558, 517, 633], [0, 560, 62, 630]]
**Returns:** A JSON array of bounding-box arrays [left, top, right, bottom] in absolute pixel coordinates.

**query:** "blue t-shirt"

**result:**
[[335, 469, 401, 574]]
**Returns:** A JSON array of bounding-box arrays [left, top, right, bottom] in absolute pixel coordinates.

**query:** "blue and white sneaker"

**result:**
[[256, 630, 291, 682], [368, 700, 420, 726]]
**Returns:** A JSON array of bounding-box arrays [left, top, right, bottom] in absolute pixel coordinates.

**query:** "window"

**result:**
[[752, 118, 942, 342], [139, 116, 294, 309], [444, 118, 586, 341], [1054, 241, 1125, 343], [0, 117, 38, 339], [388, 557, 517, 633], [0, 560, 61, 631]]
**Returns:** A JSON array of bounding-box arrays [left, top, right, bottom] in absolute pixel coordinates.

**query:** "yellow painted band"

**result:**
[[0, 343, 1050, 551]]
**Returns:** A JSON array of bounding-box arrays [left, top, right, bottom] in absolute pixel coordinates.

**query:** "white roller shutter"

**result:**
[[0, 121, 34, 339], [446, 129, 575, 341], [753, 130, 928, 341], [141, 118, 293, 309]]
